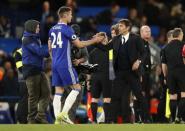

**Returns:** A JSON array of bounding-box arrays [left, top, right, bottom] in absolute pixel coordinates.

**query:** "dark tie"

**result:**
[[121, 35, 125, 44]]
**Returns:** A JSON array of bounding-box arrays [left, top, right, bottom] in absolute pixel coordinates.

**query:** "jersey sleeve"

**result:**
[[161, 48, 167, 64], [182, 44, 185, 58], [65, 27, 77, 41]]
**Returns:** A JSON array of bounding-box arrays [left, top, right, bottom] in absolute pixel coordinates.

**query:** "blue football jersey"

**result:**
[[49, 23, 77, 68]]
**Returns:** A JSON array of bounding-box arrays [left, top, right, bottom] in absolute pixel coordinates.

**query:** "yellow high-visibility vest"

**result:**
[[109, 49, 113, 60], [165, 89, 171, 118], [13, 48, 23, 69]]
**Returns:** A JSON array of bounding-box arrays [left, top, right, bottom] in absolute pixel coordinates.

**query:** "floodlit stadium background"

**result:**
[[1, 0, 185, 127]]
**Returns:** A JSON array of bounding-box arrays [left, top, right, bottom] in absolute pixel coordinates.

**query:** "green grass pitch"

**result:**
[[0, 124, 185, 131]]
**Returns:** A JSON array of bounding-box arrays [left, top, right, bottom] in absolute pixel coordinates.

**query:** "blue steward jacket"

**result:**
[[22, 31, 49, 79]]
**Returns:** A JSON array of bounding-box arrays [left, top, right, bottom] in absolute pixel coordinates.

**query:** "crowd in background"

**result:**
[[1, 0, 185, 43]]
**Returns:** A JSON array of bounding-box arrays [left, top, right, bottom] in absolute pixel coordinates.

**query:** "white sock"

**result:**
[[62, 89, 79, 114], [53, 94, 62, 118]]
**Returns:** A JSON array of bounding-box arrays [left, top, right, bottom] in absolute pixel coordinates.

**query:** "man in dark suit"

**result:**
[[97, 19, 150, 123]]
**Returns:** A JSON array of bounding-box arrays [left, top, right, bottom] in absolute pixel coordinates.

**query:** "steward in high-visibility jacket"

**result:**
[[13, 48, 23, 80], [13, 47, 28, 124]]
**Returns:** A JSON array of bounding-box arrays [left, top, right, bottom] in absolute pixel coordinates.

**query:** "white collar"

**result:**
[[122, 33, 129, 43], [58, 22, 67, 25]]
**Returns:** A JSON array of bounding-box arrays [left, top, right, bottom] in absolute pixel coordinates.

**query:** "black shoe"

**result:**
[[136, 120, 143, 124], [143, 119, 152, 124], [175, 118, 185, 124], [35, 118, 49, 124], [28, 120, 37, 124]]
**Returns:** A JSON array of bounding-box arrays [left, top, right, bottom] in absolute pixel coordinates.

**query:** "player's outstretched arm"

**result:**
[[72, 35, 104, 48]]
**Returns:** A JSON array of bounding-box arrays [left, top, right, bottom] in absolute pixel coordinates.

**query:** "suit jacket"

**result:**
[[142, 40, 151, 72], [96, 33, 146, 72]]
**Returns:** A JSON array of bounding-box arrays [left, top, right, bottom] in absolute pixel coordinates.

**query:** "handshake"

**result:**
[[92, 32, 108, 45]]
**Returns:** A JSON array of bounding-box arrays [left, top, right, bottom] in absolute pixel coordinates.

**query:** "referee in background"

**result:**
[[161, 28, 185, 123], [159, 29, 174, 122]]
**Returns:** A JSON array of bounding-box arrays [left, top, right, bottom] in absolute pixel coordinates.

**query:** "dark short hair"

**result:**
[[173, 28, 183, 38], [24, 19, 40, 33], [118, 19, 132, 28], [111, 24, 119, 35], [57, 6, 71, 18], [166, 30, 173, 38]]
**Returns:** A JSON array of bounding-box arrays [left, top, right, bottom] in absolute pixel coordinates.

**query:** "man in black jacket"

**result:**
[[89, 33, 111, 123], [140, 25, 152, 100], [159, 30, 174, 122], [161, 28, 185, 123], [132, 25, 152, 123], [97, 19, 150, 123]]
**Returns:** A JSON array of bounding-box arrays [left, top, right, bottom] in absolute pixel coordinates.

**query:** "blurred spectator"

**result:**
[[0, 50, 6, 66], [3, 61, 12, 72], [96, 2, 120, 25], [0, 67, 5, 96], [157, 1, 170, 28], [0, 16, 12, 38], [0, 67, 4, 81], [1, 68, 19, 123], [41, 1, 53, 23], [40, 14, 55, 44], [66, 0, 78, 22], [140, 15, 148, 26], [171, 3, 183, 18], [157, 28, 167, 48], [0, 50, 15, 70], [128, 8, 140, 33], [2, 68, 19, 97], [0, 50, 17, 81], [80, 17, 98, 40], [143, 0, 160, 25], [170, 3, 185, 28], [40, 1, 56, 44]]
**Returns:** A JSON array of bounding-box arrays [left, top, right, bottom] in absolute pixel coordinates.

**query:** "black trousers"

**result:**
[[157, 84, 168, 123], [16, 80, 28, 123], [128, 71, 150, 122], [111, 74, 131, 123], [142, 72, 151, 103], [111, 70, 150, 123]]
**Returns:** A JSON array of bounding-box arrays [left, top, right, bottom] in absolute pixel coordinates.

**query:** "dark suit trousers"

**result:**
[[127, 71, 150, 122], [111, 73, 131, 123], [111, 70, 150, 123]]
